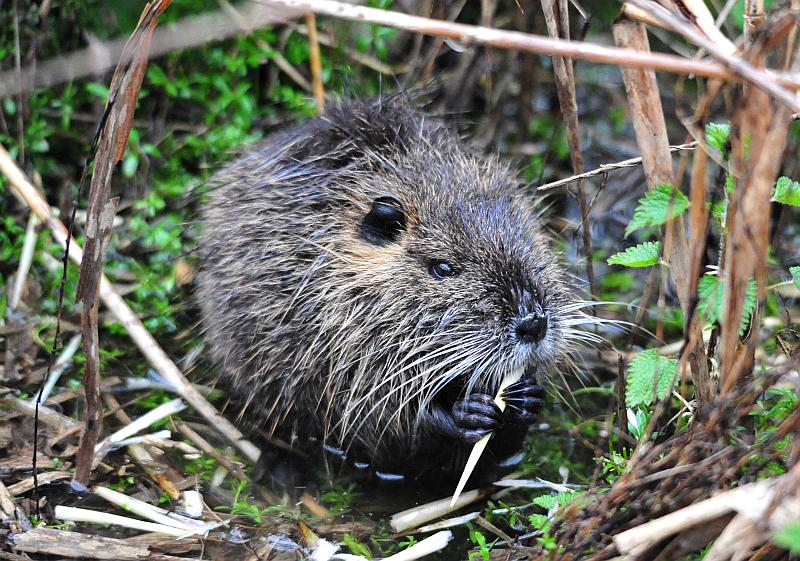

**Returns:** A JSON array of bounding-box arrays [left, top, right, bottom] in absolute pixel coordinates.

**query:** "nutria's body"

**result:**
[[198, 98, 574, 480]]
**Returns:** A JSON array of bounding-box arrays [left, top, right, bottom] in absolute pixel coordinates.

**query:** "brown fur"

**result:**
[[198, 98, 588, 477]]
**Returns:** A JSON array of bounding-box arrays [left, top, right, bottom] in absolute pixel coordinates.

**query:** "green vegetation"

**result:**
[[1, 2, 798, 560]]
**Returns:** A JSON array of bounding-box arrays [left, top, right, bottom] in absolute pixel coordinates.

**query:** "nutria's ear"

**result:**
[[362, 196, 406, 244]]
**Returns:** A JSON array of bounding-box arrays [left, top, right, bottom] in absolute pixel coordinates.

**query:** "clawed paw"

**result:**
[[500, 379, 545, 422]]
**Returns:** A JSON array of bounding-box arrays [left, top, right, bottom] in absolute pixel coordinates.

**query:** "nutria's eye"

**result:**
[[362, 196, 406, 244], [429, 260, 457, 280]]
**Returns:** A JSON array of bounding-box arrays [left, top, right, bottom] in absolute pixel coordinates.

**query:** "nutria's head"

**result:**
[[321, 140, 572, 448], [198, 98, 581, 463]]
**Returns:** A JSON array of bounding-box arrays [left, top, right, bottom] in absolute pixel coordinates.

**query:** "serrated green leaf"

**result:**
[[696, 274, 756, 336], [626, 184, 690, 237], [532, 492, 576, 511], [772, 176, 800, 206], [775, 522, 800, 554], [607, 242, 661, 268], [791, 267, 800, 290], [705, 122, 730, 153], [626, 349, 677, 408]]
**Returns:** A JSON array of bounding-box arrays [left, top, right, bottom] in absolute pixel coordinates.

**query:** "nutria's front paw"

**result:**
[[501, 379, 545, 423], [451, 393, 503, 443]]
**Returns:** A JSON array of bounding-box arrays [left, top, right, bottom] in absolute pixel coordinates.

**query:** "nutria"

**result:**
[[198, 97, 579, 481]]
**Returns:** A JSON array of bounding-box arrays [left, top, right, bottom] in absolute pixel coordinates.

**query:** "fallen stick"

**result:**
[[34, 333, 82, 404], [96, 398, 185, 451], [14, 528, 156, 561], [613, 479, 777, 553], [0, 143, 261, 464], [7, 471, 72, 496], [2, 397, 79, 432], [92, 486, 196, 530], [9, 212, 38, 310]]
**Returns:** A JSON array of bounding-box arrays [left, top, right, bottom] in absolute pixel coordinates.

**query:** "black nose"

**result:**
[[515, 313, 548, 344]]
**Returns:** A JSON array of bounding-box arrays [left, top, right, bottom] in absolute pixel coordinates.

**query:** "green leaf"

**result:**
[[626, 349, 678, 408], [696, 274, 757, 335], [791, 267, 800, 290], [775, 522, 800, 554], [607, 242, 661, 268], [705, 122, 730, 153], [626, 184, 690, 237], [343, 534, 372, 559], [772, 176, 800, 206], [532, 492, 576, 511]]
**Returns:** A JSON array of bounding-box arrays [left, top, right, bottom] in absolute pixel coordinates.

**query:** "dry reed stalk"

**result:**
[[660, 0, 738, 53], [541, 0, 596, 303], [305, 11, 326, 112], [612, 16, 711, 410], [72, 0, 172, 488], [0, 0, 300, 97], [721, 78, 798, 391]]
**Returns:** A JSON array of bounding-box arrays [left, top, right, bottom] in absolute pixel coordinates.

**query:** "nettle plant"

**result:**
[[606, 123, 800, 438]]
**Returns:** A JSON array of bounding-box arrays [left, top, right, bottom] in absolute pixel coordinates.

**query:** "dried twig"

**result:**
[[14, 528, 190, 561], [626, 0, 800, 111], [9, 212, 38, 311], [262, 0, 800, 93], [536, 142, 699, 191], [720, 49, 799, 391]]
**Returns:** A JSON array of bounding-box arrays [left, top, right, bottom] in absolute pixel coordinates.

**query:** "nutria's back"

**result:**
[[198, 98, 572, 479]]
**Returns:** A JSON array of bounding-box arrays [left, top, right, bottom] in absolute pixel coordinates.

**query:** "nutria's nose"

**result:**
[[515, 313, 548, 344]]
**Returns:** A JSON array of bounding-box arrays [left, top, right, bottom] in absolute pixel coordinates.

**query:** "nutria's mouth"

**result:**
[[523, 362, 538, 382]]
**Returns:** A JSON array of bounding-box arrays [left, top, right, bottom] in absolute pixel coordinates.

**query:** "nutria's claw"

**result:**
[[501, 380, 545, 422], [451, 394, 503, 442]]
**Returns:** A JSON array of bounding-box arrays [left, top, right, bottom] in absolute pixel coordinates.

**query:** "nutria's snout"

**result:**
[[198, 96, 577, 480], [515, 312, 548, 344]]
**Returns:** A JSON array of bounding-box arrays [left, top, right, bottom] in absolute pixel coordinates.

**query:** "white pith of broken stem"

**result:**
[[449, 370, 523, 507], [92, 486, 194, 530], [95, 398, 186, 452], [10, 212, 38, 310], [33, 333, 82, 404], [54, 505, 190, 537], [390, 489, 485, 533], [382, 531, 453, 561]]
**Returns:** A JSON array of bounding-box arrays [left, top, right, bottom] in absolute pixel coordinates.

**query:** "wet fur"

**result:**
[[198, 98, 581, 477]]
